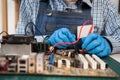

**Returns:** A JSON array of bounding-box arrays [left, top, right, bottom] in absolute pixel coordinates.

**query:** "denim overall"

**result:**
[[35, 1, 92, 36]]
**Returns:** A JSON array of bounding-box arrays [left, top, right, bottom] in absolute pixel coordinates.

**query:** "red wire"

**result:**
[[47, 20, 94, 54]]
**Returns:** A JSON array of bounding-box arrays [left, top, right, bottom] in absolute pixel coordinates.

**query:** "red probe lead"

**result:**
[[47, 20, 94, 54]]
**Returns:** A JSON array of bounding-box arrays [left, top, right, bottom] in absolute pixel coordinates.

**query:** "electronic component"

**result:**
[[8, 63, 17, 72], [5, 54, 19, 63], [73, 59, 81, 68], [58, 59, 70, 68], [43, 55, 49, 70], [36, 53, 44, 73], [0, 50, 118, 78], [28, 54, 36, 73], [0, 56, 9, 71], [49, 53, 54, 65], [85, 54, 97, 70], [31, 42, 50, 52], [92, 54, 108, 70], [54, 59, 58, 67], [5, 54, 19, 72], [17, 55, 29, 73], [2, 34, 34, 44], [1, 44, 31, 55], [78, 54, 88, 69], [47, 65, 54, 72], [56, 49, 76, 58]]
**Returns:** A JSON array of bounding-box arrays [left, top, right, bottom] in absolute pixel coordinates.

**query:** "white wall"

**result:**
[[0, 0, 16, 34], [7, 0, 15, 34], [0, 0, 2, 34]]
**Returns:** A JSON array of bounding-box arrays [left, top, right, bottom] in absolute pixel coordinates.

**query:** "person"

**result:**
[[16, 0, 120, 57]]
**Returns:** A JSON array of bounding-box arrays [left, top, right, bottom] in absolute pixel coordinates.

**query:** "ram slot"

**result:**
[[85, 54, 97, 70], [78, 54, 88, 69], [92, 54, 107, 70]]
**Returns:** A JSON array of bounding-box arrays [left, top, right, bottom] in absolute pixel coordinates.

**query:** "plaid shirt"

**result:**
[[16, 0, 39, 34], [16, 0, 120, 54]]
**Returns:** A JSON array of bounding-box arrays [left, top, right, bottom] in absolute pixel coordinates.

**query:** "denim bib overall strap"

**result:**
[[35, 1, 92, 36]]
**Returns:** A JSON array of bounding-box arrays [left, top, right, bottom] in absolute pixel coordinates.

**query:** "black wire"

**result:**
[[0, 31, 9, 36], [24, 22, 45, 40], [24, 22, 34, 35], [76, 0, 83, 9], [73, 45, 80, 54]]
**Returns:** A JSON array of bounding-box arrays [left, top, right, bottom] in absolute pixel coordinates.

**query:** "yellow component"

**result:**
[[29, 69, 34, 73]]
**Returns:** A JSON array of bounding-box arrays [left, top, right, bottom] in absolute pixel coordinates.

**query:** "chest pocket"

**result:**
[[35, 2, 92, 35]]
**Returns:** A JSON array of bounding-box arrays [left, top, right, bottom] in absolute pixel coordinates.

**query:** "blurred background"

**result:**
[[0, 0, 119, 35]]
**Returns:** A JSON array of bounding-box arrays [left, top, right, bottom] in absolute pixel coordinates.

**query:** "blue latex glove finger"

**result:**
[[45, 35, 56, 46], [97, 38, 111, 57], [85, 36, 102, 51], [82, 33, 98, 49], [60, 28, 76, 42], [56, 31, 71, 48], [54, 32, 68, 48], [68, 34, 76, 42], [81, 37, 86, 42], [97, 47, 111, 57], [45, 28, 75, 49], [46, 30, 67, 48], [45, 30, 58, 45], [81, 33, 111, 57], [88, 38, 105, 54], [54, 28, 75, 48], [58, 30, 70, 42]]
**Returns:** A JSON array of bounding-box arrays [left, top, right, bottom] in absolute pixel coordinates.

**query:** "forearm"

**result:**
[[103, 0, 120, 54]]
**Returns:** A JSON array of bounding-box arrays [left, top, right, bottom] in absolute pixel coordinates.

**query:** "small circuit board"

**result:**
[[0, 49, 118, 78]]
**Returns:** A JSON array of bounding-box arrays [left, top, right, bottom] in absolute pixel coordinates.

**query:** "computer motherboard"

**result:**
[[0, 49, 118, 78]]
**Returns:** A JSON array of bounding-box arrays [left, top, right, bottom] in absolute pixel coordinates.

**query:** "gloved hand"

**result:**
[[45, 28, 76, 49], [82, 33, 112, 57]]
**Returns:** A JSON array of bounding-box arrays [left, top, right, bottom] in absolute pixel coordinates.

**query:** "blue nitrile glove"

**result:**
[[82, 33, 112, 57], [45, 28, 76, 49]]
